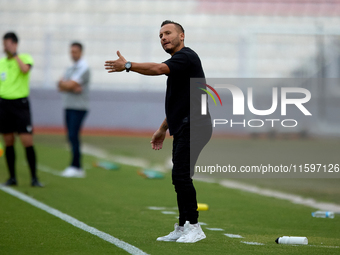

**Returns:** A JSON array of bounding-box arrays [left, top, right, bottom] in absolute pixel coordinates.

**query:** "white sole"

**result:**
[[176, 233, 206, 243], [156, 239, 178, 242]]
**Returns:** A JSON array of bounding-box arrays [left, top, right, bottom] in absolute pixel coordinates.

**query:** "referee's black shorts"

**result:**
[[0, 97, 33, 134]]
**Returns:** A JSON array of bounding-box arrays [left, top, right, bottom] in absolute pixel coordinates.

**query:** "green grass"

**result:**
[[0, 134, 339, 255], [197, 137, 340, 204]]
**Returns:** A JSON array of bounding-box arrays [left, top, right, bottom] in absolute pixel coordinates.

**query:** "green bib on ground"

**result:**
[[0, 54, 34, 99]]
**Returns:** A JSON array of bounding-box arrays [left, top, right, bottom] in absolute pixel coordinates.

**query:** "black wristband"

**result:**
[[12, 52, 17, 57]]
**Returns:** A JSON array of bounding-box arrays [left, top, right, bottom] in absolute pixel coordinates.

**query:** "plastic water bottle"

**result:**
[[311, 211, 335, 218], [275, 236, 308, 245]]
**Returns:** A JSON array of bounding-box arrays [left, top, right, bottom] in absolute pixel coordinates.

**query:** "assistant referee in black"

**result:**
[[0, 32, 42, 187], [105, 21, 211, 243]]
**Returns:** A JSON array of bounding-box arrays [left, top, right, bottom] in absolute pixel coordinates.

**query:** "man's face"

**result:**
[[70, 45, 82, 62], [3, 39, 17, 56], [159, 24, 184, 55]]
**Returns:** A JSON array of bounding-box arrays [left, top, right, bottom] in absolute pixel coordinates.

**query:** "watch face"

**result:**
[[125, 62, 131, 69]]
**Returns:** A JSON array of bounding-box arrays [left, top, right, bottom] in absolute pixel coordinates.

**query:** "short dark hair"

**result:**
[[161, 20, 185, 34], [71, 42, 83, 51], [3, 32, 18, 43]]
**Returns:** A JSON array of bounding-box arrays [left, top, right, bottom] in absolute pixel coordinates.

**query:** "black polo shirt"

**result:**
[[164, 47, 210, 135]]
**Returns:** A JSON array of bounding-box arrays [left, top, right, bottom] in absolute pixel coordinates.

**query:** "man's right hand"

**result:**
[[150, 129, 166, 150], [105, 51, 127, 73]]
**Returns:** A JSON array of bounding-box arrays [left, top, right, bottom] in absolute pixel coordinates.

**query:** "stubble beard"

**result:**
[[164, 37, 181, 55]]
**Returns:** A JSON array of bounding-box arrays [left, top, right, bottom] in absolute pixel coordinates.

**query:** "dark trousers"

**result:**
[[65, 109, 87, 168], [172, 123, 212, 226]]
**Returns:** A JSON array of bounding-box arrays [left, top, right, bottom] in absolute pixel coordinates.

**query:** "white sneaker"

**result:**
[[176, 221, 206, 243], [156, 223, 184, 242], [61, 166, 86, 178]]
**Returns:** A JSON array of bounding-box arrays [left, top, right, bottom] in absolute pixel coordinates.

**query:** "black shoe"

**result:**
[[3, 178, 17, 186], [31, 179, 44, 187]]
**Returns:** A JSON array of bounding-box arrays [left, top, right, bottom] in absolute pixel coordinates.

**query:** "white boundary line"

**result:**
[[82, 144, 149, 169], [82, 143, 171, 173], [219, 179, 340, 212], [38, 164, 62, 176], [0, 186, 149, 255], [196, 177, 340, 212], [241, 241, 264, 246]]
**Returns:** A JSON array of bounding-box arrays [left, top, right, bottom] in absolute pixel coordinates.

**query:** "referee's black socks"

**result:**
[[25, 146, 37, 180], [5, 146, 16, 179]]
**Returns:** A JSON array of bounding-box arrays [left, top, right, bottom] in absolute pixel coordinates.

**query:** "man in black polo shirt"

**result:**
[[105, 20, 212, 243]]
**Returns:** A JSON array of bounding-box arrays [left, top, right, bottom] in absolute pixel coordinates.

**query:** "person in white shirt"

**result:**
[[58, 42, 90, 178]]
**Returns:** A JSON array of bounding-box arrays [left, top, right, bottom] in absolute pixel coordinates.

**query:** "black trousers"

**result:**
[[65, 109, 87, 168], [172, 123, 212, 226]]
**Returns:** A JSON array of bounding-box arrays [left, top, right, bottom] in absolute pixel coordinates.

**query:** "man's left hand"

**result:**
[[105, 51, 127, 73]]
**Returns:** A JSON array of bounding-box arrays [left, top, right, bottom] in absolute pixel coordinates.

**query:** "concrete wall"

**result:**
[[29, 84, 340, 137], [30, 88, 166, 131]]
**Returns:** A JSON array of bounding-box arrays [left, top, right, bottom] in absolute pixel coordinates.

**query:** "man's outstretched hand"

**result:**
[[150, 129, 166, 150], [105, 51, 127, 73]]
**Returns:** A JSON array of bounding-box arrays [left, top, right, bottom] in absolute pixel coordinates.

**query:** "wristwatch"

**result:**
[[125, 61, 132, 72]]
